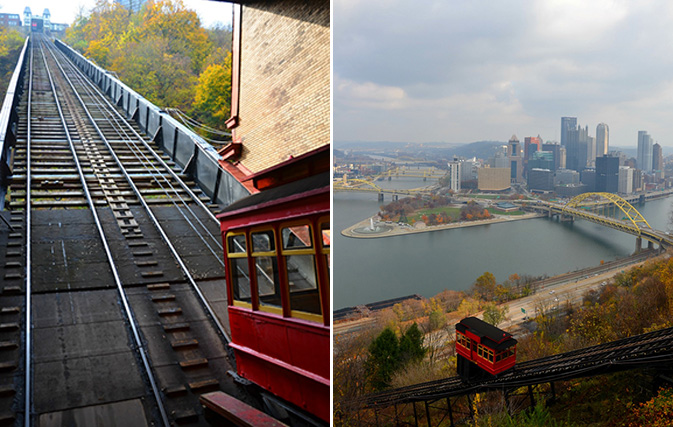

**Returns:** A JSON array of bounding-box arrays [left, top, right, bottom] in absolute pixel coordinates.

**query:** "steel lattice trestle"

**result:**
[[350, 325, 673, 426]]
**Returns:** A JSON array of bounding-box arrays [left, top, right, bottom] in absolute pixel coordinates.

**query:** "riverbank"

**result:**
[[341, 211, 545, 238], [333, 249, 664, 336]]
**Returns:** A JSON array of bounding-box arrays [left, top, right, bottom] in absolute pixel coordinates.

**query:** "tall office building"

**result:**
[[596, 123, 609, 158], [653, 143, 663, 172], [524, 136, 542, 160], [565, 124, 589, 172], [542, 142, 562, 172], [596, 155, 620, 193], [448, 159, 461, 192], [508, 135, 524, 183], [618, 166, 634, 194], [637, 131, 653, 172], [561, 117, 577, 148], [586, 135, 596, 168]]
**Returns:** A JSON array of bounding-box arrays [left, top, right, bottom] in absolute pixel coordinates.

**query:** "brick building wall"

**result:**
[[233, 0, 330, 174]]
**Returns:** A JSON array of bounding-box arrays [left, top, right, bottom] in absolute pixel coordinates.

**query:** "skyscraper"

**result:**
[[653, 143, 663, 172], [596, 123, 609, 158], [524, 136, 542, 160], [542, 142, 562, 172], [637, 131, 653, 172], [561, 117, 577, 148], [586, 134, 596, 168], [448, 159, 461, 192], [596, 155, 619, 193], [508, 135, 523, 182], [565, 124, 589, 172]]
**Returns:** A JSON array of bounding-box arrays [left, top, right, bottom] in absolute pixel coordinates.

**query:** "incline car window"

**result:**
[[252, 230, 281, 312], [227, 233, 251, 306], [282, 224, 321, 321], [320, 220, 330, 285]]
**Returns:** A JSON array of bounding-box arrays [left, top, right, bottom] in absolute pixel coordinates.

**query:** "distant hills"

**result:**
[[335, 140, 506, 160], [334, 140, 650, 160]]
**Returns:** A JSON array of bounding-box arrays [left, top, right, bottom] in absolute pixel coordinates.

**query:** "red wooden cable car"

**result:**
[[217, 148, 330, 424], [456, 317, 517, 380]]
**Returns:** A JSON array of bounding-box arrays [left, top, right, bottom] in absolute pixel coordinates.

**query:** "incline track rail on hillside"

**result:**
[[36, 36, 171, 425], [10, 35, 240, 426], [353, 324, 673, 418]]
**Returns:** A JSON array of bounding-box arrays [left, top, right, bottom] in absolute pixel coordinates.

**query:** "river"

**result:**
[[333, 178, 673, 310]]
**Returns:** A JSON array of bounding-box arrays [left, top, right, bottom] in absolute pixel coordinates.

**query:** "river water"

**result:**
[[333, 178, 673, 310]]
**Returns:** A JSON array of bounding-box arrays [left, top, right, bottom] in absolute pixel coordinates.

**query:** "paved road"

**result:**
[[334, 251, 664, 337]]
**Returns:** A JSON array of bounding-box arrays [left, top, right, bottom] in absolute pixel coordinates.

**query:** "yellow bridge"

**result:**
[[526, 192, 673, 250]]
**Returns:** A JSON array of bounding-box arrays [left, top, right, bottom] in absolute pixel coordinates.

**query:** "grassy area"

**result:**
[[410, 206, 461, 222]]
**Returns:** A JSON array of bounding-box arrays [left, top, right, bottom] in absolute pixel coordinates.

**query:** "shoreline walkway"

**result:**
[[341, 212, 545, 239]]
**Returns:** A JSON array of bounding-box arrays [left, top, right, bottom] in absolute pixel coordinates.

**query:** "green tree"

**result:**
[[399, 323, 426, 364], [427, 309, 446, 331], [365, 328, 400, 391], [483, 303, 508, 327]]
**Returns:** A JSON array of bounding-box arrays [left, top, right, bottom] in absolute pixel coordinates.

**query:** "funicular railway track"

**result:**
[[2, 35, 245, 425], [358, 324, 673, 413]]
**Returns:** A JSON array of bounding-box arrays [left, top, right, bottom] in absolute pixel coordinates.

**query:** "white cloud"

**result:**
[[335, 75, 407, 110], [335, 0, 673, 147]]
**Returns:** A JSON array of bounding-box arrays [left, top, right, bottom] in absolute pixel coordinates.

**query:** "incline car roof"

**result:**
[[456, 317, 517, 350], [218, 171, 329, 217]]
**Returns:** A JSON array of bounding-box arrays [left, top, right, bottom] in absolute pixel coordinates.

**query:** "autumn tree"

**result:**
[[141, 0, 210, 72], [64, 0, 230, 132], [472, 271, 497, 300], [626, 387, 673, 427], [0, 27, 24, 95]]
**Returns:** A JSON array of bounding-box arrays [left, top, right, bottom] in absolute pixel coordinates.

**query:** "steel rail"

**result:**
[[48, 43, 222, 225], [45, 39, 227, 285], [37, 38, 171, 426], [67, 77, 224, 264], [69, 66, 225, 248], [24, 36, 33, 427], [44, 39, 232, 343]]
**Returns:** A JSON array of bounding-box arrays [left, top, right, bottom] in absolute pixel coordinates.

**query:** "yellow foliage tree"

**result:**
[[193, 53, 232, 128]]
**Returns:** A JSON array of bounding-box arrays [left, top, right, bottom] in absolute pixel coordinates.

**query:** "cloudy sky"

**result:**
[[334, 0, 673, 148], [0, 0, 232, 29]]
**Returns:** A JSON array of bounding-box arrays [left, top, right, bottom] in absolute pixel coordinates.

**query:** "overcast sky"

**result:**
[[0, 0, 232, 29], [335, 0, 673, 148]]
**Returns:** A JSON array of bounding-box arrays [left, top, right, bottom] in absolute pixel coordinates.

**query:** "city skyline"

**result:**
[[335, 1, 673, 148]]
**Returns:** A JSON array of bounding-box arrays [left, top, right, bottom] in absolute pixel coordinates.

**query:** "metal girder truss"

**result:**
[[562, 192, 652, 234]]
